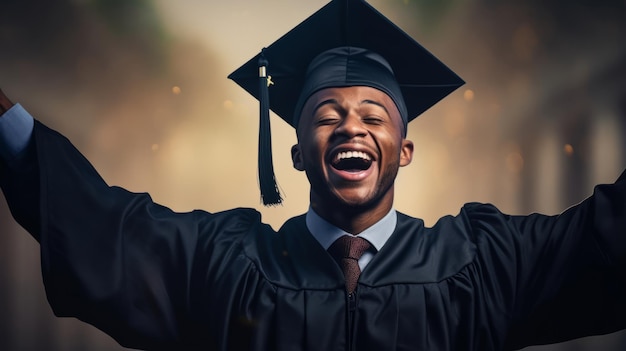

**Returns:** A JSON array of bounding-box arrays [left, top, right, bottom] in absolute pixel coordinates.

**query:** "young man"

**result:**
[[1, 0, 625, 350]]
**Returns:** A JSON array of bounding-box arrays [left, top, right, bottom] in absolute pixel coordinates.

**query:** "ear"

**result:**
[[291, 144, 305, 171], [399, 139, 414, 167]]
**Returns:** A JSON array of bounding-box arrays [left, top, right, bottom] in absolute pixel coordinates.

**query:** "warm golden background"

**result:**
[[0, 0, 624, 350]]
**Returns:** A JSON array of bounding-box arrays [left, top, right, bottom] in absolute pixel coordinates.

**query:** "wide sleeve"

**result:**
[[466, 170, 626, 349], [0, 121, 260, 350]]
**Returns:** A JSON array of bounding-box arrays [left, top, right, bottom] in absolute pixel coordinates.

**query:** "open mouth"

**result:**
[[331, 151, 373, 172]]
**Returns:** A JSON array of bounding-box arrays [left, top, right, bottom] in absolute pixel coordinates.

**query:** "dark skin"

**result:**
[[0, 89, 14, 115], [291, 86, 414, 234]]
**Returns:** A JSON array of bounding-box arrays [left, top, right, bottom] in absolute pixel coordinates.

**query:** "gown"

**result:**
[[1, 121, 625, 351]]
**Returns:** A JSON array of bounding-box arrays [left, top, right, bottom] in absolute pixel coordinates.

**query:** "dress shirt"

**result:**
[[0, 103, 34, 162], [306, 206, 397, 271]]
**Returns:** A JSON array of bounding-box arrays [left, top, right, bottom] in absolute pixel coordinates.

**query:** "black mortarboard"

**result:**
[[228, 0, 464, 206]]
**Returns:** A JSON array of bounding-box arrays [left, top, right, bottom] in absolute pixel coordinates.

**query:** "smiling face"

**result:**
[[292, 86, 414, 223]]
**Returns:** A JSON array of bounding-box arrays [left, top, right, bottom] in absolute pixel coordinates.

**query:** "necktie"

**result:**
[[328, 236, 371, 294]]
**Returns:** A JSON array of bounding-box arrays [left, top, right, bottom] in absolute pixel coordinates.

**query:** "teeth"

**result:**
[[335, 151, 371, 162]]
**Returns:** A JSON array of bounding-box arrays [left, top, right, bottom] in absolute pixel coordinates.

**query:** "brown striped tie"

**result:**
[[328, 236, 371, 293]]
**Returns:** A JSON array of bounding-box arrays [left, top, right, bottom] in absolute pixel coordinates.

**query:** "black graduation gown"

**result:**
[[1, 121, 625, 351]]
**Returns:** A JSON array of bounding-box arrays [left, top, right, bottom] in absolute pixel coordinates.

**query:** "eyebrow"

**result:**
[[312, 99, 339, 116], [361, 99, 390, 116], [312, 98, 390, 116]]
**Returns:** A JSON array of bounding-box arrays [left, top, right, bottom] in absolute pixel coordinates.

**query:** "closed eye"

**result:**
[[362, 116, 385, 125], [315, 115, 341, 125]]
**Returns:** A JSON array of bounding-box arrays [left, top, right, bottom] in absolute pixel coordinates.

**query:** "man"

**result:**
[[1, 0, 625, 350]]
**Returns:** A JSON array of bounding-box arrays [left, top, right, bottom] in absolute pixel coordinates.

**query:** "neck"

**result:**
[[310, 193, 394, 235]]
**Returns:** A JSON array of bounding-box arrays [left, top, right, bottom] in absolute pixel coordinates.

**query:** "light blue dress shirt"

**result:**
[[0, 103, 34, 161], [306, 206, 397, 271]]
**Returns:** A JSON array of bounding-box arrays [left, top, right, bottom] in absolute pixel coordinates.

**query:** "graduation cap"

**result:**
[[228, 0, 464, 206]]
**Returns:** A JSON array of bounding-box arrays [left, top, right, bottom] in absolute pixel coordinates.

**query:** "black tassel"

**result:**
[[258, 50, 282, 205]]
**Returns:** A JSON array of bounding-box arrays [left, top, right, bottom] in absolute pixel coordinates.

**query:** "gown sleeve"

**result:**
[[0, 121, 260, 350], [466, 170, 626, 349]]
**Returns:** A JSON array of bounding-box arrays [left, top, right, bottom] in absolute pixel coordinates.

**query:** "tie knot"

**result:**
[[328, 236, 371, 262]]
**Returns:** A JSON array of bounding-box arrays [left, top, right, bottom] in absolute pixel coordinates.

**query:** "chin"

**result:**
[[329, 189, 384, 211]]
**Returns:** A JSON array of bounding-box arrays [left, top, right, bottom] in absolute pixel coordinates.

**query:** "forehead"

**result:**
[[296, 86, 405, 137], [302, 86, 401, 117]]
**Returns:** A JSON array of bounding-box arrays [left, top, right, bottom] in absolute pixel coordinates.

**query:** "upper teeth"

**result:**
[[335, 151, 371, 162]]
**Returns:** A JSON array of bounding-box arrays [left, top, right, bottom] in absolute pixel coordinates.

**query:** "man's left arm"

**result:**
[[592, 169, 626, 264], [503, 170, 626, 349]]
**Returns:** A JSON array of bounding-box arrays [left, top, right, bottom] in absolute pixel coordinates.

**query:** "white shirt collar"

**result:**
[[305, 206, 397, 252]]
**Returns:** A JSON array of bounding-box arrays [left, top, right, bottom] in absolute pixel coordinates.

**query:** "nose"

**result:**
[[334, 112, 367, 138]]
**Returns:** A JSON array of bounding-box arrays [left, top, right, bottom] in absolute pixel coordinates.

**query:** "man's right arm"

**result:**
[[0, 89, 35, 163]]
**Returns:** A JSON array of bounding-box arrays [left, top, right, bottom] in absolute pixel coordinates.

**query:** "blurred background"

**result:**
[[0, 0, 624, 349]]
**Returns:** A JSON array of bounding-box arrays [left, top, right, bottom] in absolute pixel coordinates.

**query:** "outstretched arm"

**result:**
[[0, 103, 260, 349], [499, 171, 626, 348]]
